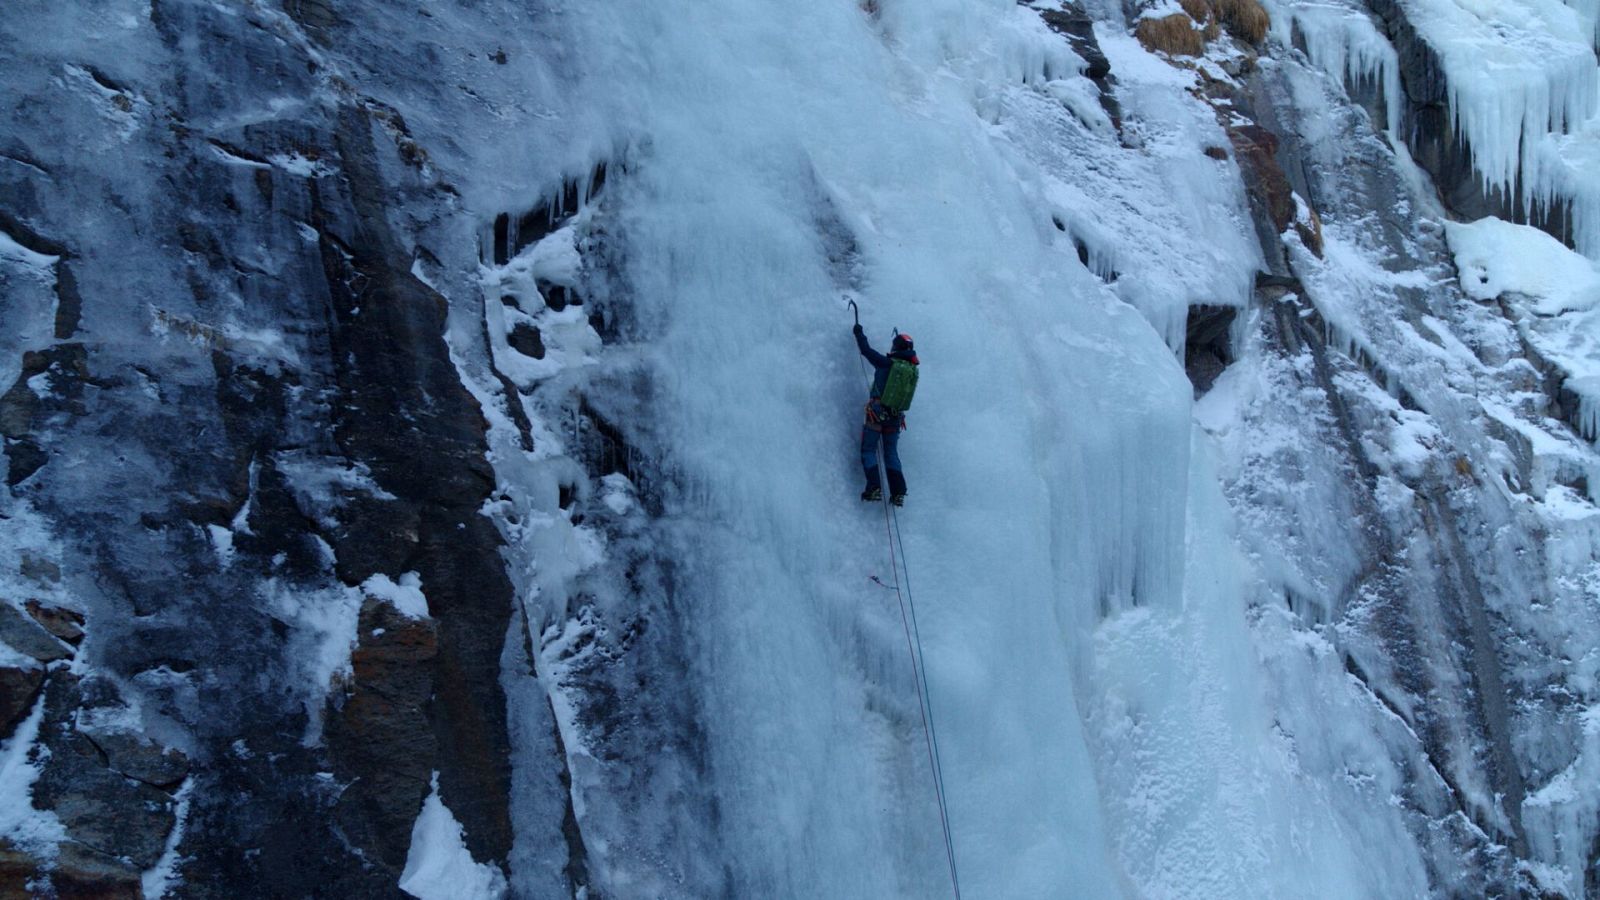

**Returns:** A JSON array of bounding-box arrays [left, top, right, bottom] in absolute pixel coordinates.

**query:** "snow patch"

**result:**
[[206, 524, 235, 567], [140, 778, 193, 899], [361, 572, 430, 620], [261, 578, 362, 744], [0, 694, 67, 856], [598, 473, 638, 516], [399, 774, 508, 900], [268, 152, 335, 178], [1446, 216, 1600, 314], [0, 232, 59, 269], [1450, 216, 1600, 445]]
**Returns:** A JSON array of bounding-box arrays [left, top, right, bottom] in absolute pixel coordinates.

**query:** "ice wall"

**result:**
[[482, 0, 1442, 895]]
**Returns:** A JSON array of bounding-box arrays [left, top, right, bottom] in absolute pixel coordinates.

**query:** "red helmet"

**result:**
[[892, 333, 914, 351]]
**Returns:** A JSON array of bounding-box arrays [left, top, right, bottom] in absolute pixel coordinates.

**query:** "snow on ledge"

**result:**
[[140, 779, 194, 899], [1447, 216, 1600, 446], [1445, 216, 1600, 315], [399, 774, 507, 900], [361, 572, 431, 620], [0, 694, 67, 856]]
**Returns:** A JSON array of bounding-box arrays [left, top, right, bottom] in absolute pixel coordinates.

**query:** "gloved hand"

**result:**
[[852, 323, 863, 336]]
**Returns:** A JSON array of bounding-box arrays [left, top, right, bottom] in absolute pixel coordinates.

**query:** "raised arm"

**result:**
[[853, 325, 888, 368]]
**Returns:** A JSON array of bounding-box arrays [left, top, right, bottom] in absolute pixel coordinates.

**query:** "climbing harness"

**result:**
[[850, 299, 962, 900], [864, 399, 906, 434]]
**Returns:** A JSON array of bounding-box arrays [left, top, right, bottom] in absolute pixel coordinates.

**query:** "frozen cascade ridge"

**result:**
[[3, 0, 1600, 896]]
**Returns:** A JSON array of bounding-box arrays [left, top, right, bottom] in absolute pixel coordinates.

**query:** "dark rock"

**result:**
[[1184, 304, 1237, 395], [0, 603, 72, 663], [24, 601, 84, 646], [325, 598, 438, 871], [325, 493, 423, 588], [508, 323, 546, 359], [539, 281, 571, 311], [51, 842, 144, 900], [1227, 124, 1295, 232], [53, 263, 83, 340], [1203, 145, 1230, 160], [1294, 204, 1324, 257], [317, 105, 517, 868], [31, 676, 176, 871], [1039, 3, 1123, 129], [0, 343, 91, 486], [1224, 122, 1322, 268], [0, 666, 43, 739], [0, 210, 69, 258], [283, 0, 341, 34], [0, 839, 33, 900], [0, 838, 141, 900], [18, 554, 60, 585], [1, 439, 45, 487], [81, 728, 190, 790]]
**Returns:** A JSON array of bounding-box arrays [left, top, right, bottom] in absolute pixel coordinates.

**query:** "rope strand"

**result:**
[[889, 502, 959, 898], [855, 339, 962, 899]]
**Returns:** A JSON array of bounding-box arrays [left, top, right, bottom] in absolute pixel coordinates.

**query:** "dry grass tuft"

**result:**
[[1211, 0, 1270, 45], [1178, 0, 1209, 21], [1135, 13, 1206, 57]]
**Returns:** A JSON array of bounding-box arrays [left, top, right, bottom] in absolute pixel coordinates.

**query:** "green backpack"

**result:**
[[878, 359, 919, 413]]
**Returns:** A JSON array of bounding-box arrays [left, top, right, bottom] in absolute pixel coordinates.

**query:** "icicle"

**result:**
[[1265, 0, 1403, 135], [1526, 125, 1600, 259], [1409, 0, 1599, 233], [1271, 0, 1600, 259], [1577, 380, 1600, 444]]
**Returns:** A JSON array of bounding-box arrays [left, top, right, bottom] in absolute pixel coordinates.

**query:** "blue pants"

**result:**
[[861, 427, 906, 496]]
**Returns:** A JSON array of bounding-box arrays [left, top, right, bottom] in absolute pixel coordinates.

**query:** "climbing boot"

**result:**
[[890, 493, 905, 507], [861, 488, 882, 502]]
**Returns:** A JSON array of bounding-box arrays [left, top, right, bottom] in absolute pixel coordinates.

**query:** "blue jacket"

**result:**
[[856, 329, 918, 399]]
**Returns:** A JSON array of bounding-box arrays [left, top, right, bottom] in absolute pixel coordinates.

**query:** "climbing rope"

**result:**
[[878, 464, 962, 900], [888, 497, 960, 900], [850, 301, 962, 899]]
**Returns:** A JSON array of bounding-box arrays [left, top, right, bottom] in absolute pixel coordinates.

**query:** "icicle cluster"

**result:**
[[1272, 0, 1600, 258], [1264, 0, 1403, 135], [1407, 0, 1600, 255]]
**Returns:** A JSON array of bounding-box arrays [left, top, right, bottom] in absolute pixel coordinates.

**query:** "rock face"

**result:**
[[0, 604, 70, 664], [4, 672, 188, 897], [23, 602, 84, 646], [32, 677, 178, 874], [1, 1, 519, 894], [324, 598, 441, 872]]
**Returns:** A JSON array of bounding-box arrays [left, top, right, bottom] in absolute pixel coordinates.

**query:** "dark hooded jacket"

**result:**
[[855, 329, 918, 402]]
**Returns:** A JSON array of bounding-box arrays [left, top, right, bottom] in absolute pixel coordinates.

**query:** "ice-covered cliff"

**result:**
[[2, 0, 1598, 897]]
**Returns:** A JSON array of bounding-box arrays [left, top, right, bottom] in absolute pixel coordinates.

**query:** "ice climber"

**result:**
[[854, 321, 919, 506]]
